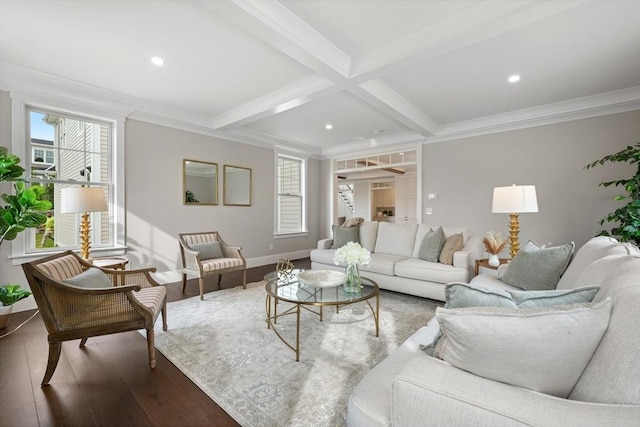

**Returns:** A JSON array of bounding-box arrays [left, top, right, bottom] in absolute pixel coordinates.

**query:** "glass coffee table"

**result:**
[[264, 269, 379, 361]]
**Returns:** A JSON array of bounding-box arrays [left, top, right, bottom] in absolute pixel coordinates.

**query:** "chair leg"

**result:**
[[161, 301, 168, 331], [243, 269, 247, 289], [146, 329, 156, 369], [199, 278, 204, 301], [79, 337, 88, 347], [41, 342, 62, 386], [181, 273, 187, 292]]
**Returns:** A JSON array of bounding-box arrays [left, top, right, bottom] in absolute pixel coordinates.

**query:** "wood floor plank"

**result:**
[[0, 258, 310, 426]]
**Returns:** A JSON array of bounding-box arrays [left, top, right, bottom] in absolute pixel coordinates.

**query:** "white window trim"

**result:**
[[274, 152, 308, 237], [9, 95, 127, 264]]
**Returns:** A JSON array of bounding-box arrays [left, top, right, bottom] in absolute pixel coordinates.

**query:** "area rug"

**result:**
[[150, 281, 440, 426]]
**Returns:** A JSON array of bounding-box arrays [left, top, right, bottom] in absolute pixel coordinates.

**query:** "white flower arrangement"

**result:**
[[333, 241, 371, 267]]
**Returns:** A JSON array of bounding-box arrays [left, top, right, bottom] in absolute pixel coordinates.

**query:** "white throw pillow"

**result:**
[[433, 298, 612, 398]]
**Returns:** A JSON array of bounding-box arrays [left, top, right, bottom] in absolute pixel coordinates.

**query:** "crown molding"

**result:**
[[429, 86, 640, 143], [319, 132, 426, 159]]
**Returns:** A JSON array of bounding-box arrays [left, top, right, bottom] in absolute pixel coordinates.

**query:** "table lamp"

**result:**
[[61, 186, 107, 259], [491, 184, 538, 259]]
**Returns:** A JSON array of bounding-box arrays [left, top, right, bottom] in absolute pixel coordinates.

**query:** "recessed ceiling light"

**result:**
[[151, 56, 164, 66], [508, 74, 520, 83], [325, 124, 333, 130]]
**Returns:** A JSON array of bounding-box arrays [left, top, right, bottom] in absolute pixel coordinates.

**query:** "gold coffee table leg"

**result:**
[[295, 303, 300, 362]]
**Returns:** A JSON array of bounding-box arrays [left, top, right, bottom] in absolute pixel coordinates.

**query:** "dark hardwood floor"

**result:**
[[0, 258, 311, 427]]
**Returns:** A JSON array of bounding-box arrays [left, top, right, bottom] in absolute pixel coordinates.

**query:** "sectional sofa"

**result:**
[[348, 236, 640, 426], [310, 221, 484, 301]]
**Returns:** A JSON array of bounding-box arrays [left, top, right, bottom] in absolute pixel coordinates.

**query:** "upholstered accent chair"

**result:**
[[22, 251, 168, 386], [178, 231, 247, 300]]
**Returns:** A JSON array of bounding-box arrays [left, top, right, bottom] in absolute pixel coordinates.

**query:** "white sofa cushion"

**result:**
[[433, 298, 612, 398], [395, 258, 468, 284], [374, 222, 418, 257], [359, 221, 379, 252], [360, 253, 407, 276], [557, 236, 639, 289]]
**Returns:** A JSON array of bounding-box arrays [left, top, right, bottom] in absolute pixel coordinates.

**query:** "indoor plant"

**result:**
[[585, 143, 640, 245], [0, 284, 32, 328], [1, 146, 51, 327]]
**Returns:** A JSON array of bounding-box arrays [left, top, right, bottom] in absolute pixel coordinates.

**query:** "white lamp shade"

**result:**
[[492, 185, 538, 213], [60, 187, 108, 213]]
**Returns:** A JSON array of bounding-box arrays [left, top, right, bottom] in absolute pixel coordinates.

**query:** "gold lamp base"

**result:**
[[79, 212, 92, 260], [508, 212, 520, 259]]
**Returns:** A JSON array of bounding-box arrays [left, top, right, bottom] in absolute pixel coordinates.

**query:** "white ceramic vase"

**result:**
[[488, 254, 500, 267]]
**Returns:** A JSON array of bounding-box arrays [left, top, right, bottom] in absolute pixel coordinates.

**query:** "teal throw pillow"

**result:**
[[444, 282, 600, 309], [418, 226, 446, 262], [502, 241, 575, 290], [63, 267, 113, 288], [191, 241, 223, 260], [331, 224, 359, 249]]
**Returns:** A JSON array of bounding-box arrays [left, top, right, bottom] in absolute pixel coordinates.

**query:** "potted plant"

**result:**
[[0, 284, 32, 328], [585, 143, 640, 245], [1, 146, 52, 327]]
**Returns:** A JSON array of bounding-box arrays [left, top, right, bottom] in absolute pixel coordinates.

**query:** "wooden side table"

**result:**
[[475, 258, 509, 276], [92, 257, 129, 270]]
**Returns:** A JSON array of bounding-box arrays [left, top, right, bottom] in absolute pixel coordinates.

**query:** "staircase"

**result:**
[[338, 184, 354, 215]]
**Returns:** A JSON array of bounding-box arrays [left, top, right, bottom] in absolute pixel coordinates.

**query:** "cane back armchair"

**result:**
[[178, 231, 247, 300], [22, 250, 167, 386]]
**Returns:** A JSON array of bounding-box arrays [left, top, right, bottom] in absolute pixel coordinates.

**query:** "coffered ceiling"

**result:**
[[1, 0, 639, 158]]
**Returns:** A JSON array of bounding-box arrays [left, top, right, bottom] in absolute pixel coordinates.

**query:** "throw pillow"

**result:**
[[502, 241, 575, 290], [444, 282, 600, 309], [331, 224, 359, 249], [432, 298, 612, 398], [63, 267, 113, 288], [418, 226, 446, 262], [341, 217, 364, 228], [439, 233, 464, 265], [190, 241, 224, 260]]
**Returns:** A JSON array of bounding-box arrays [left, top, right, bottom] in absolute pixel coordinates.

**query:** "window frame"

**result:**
[[9, 95, 127, 264], [274, 152, 307, 237]]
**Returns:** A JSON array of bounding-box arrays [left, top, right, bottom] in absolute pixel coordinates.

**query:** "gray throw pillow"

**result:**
[[502, 241, 575, 290], [191, 241, 224, 260], [63, 267, 113, 288], [331, 224, 360, 249], [418, 226, 446, 262], [444, 282, 600, 309]]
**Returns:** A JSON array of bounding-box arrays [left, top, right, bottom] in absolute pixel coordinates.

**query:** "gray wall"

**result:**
[[421, 110, 640, 250], [124, 119, 321, 272]]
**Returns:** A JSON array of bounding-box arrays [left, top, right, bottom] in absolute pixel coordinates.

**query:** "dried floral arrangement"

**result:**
[[483, 231, 508, 255]]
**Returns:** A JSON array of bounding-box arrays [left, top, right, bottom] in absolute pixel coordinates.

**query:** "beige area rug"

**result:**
[[150, 281, 440, 427]]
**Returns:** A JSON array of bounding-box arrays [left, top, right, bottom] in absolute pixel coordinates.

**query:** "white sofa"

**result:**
[[347, 236, 640, 426], [310, 221, 483, 302]]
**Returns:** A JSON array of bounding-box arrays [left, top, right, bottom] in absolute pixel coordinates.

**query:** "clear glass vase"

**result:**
[[343, 263, 361, 295]]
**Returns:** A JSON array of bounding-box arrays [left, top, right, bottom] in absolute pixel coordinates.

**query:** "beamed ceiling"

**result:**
[[1, 0, 639, 158]]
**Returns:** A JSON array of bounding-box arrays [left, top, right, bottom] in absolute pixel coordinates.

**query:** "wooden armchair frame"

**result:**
[[178, 231, 247, 300], [22, 251, 168, 386]]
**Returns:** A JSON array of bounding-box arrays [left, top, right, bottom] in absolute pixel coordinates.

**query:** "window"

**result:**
[[25, 108, 114, 253], [276, 154, 306, 234]]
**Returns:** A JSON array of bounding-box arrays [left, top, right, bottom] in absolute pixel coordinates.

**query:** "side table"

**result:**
[[474, 258, 509, 276], [92, 257, 129, 270]]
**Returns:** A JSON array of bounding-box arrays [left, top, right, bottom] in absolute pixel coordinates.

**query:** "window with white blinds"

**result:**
[[276, 155, 305, 234]]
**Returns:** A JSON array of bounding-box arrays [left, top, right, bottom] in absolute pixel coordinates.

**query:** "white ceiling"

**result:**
[[1, 0, 639, 159]]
